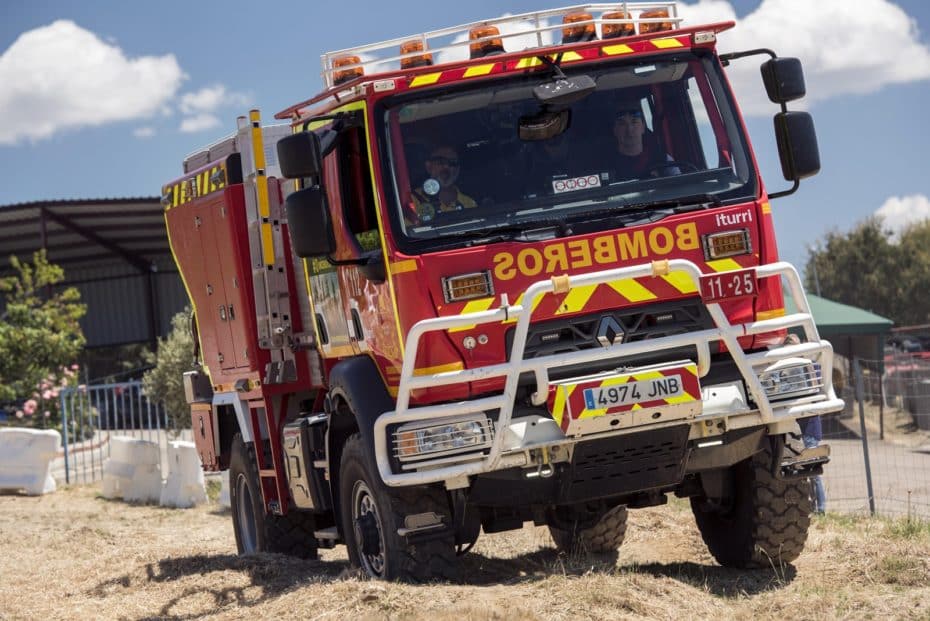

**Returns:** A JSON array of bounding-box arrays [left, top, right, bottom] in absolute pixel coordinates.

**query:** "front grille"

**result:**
[[558, 425, 690, 502], [506, 299, 714, 379]]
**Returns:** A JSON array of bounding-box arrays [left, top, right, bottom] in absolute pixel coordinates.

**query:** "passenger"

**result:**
[[611, 97, 679, 180], [412, 145, 476, 222]]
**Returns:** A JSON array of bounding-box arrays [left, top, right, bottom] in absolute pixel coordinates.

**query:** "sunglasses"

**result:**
[[429, 155, 460, 167]]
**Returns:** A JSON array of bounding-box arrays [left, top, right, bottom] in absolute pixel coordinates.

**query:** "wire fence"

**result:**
[[58, 381, 190, 485], [821, 356, 930, 519]]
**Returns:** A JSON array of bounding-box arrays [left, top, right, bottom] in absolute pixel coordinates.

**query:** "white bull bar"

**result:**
[[373, 259, 844, 487]]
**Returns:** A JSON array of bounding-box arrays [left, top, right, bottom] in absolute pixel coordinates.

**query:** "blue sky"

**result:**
[[2, 0, 928, 274]]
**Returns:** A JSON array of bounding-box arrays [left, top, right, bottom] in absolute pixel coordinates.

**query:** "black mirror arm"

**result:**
[[768, 178, 799, 200], [719, 48, 787, 115]]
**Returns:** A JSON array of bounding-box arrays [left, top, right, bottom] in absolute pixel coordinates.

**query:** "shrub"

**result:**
[[143, 308, 195, 430]]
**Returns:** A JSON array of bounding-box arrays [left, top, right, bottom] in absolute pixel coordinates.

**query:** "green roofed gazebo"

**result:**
[[785, 293, 893, 363]]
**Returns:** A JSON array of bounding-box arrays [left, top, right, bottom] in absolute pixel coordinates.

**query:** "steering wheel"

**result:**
[[645, 160, 699, 177]]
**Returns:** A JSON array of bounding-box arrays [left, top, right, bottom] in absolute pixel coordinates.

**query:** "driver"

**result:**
[[612, 97, 679, 180], [412, 145, 476, 222]]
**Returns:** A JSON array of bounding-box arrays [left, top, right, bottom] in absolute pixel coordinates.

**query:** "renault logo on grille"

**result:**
[[596, 316, 624, 347]]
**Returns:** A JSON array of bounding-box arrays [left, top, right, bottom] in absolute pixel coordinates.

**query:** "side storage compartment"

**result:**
[[283, 414, 332, 511]]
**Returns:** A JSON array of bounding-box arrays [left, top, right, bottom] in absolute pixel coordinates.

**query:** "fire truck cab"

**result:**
[[165, 3, 842, 581]]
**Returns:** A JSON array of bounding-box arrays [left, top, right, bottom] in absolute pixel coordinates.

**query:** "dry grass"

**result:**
[[1, 487, 928, 620]]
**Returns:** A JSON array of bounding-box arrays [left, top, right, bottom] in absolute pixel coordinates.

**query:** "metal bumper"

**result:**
[[374, 259, 844, 488]]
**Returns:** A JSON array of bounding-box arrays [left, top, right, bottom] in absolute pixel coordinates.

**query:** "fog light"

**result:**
[[758, 359, 822, 400], [394, 416, 491, 462]]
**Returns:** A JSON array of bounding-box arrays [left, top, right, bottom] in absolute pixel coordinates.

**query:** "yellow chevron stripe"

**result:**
[[410, 72, 442, 87], [561, 51, 583, 61], [448, 297, 495, 333], [662, 271, 698, 294], [551, 387, 568, 428], [757, 308, 786, 320], [390, 259, 417, 274], [504, 291, 545, 324], [706, 258, 743, 273], [602, 44, 634, 55], [609, 279, 658, 302], [555, 284, 598, 316], [464, 63, 495, 77], [516, 57, 544, 69], [412, 361, 464, 376], [761, 202, 772, 215], [651, 37, 683, 49]]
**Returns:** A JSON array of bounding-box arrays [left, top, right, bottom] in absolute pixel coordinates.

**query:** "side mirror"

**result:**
[[277, 132, 322, 179], [285, 186, 335, 258], [761, 57, 806, 104], [774, 111, 820, 181], [519, 109, 571, 141]]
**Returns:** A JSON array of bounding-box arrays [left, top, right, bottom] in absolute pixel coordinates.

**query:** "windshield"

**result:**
[[378, 50, 756, 250]]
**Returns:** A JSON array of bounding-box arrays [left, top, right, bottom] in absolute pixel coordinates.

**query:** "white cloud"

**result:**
[[679, 0, 930, 116], [180, 113, 221, 133], [0, 20, 185, 145], [133, 126, 155, 138], [875, 194, 930, 237], [177, 84, 248, 132]]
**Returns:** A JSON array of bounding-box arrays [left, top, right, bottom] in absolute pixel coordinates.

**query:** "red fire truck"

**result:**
[[164, 3, 843, 581]]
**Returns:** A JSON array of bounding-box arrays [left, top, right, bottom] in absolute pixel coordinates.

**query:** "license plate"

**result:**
[[583, 375, 685, 410], [549, 362, 702, 436], [699, 268, 758, 303]]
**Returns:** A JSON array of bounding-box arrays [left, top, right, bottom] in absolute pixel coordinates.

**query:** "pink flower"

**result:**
[[43, 411, 51, 418], [50, 389, 59, 399], [23, 399, 37, 415], [15, 410, 23, 419], [71, 364, 79, 371], [43, 390, 53, 400]]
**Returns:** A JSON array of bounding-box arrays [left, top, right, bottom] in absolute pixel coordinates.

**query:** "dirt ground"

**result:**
[[0, 486, 928, 621]]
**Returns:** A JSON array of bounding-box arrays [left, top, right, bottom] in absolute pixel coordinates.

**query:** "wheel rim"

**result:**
[[235, 473, 258, 553], [352, 480, 385, 577]]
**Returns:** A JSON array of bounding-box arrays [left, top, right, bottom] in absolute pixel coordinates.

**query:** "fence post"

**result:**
[[60, 391, 70, 485], [854, 358, 877, 516]]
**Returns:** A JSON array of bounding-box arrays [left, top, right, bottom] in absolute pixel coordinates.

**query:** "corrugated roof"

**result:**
[[0, 197, 168, 273]]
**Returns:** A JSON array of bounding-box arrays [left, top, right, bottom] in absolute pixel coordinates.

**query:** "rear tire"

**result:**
[[691, 444, 812, 568], [229, 433, 318, 559], [338, 434, 457, 582], [549, 505, 628, 558]]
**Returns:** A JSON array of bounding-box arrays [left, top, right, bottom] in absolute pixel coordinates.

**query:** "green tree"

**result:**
[[896, 222, 930, 325], [0, 251, 86, 404], [804, 218, 904, 322], [143, 308, 195, 430]]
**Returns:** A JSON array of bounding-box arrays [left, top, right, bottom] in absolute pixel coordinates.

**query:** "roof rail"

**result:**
[[320, 3, 682, 88]]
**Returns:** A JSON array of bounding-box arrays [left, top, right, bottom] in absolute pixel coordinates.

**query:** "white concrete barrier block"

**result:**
[[101, 436, 162, 503], [160, 440, 207, 508], [0, 428, 61, 495], [218, 470, 231, 508]]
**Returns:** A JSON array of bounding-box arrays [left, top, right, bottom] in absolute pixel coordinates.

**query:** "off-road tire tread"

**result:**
[[549, 505, 629, 554], [692, 446, 812, 568], [341, 434, 457, 583], [230, 434, 318, 559]]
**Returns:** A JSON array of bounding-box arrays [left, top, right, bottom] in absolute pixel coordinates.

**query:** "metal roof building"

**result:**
[[0, 197, 187, 351]]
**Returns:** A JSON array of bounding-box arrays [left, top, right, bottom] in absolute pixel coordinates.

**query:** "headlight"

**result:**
[[394, 416, 492, 462], [758, 359, 822, 400]]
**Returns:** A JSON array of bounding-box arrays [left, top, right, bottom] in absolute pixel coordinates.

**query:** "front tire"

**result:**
[[691, 444, 812, 568], [338, 434, 457, 582], [549, 505, 628, 558], [229, 433, 318, 559]]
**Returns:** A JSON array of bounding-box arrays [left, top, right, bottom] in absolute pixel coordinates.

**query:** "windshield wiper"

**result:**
[[454, 219, 570, 245], [623, 193, 723, 212]]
